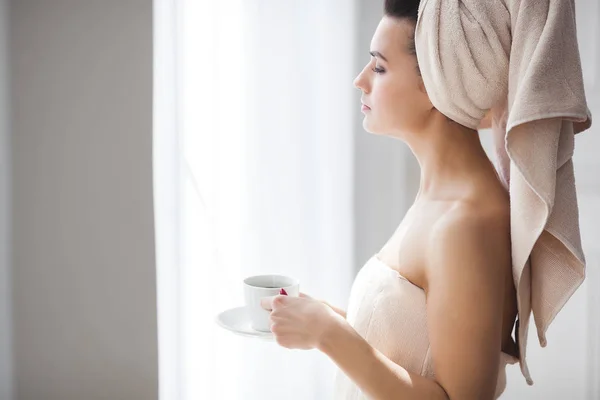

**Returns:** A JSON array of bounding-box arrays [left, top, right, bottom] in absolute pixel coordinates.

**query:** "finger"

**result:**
[[260, 296, 275, 311], [272, 294, 288, 308], [298, 292, 311, 299], [265, 294, 291, 310], [270, 322, 290, 335]]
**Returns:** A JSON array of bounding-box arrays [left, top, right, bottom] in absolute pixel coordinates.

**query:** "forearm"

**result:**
[[318, 317, 448, 400]]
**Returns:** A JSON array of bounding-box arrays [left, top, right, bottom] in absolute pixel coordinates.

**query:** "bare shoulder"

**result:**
[[441, 192, 510, 228], [426, 200, 511, 289], [432, 199, 510, 248]]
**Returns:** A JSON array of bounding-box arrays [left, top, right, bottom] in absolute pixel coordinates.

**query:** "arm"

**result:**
[[318, 318, 449, 399], [424, 212, 509, 399], [322, 300, 347, 319], [317, 212, 508, 400]]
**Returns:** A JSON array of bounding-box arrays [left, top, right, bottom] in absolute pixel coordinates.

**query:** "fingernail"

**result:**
[[280, 288, 288, 295]]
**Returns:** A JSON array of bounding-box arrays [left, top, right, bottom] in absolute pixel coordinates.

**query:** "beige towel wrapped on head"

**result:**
[[415, 0, 592, 385]]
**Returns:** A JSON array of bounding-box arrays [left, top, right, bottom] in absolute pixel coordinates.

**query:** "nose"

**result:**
[[353, 65, 370, 93]]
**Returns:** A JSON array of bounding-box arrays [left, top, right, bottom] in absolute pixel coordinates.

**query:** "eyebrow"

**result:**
[[369, 50, 388, 62]]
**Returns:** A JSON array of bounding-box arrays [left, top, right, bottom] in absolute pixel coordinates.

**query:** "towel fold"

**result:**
[[415, 0, 592, 385]]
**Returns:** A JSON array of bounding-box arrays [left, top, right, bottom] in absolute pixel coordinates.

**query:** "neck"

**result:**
[[403, 118, 499, 202]]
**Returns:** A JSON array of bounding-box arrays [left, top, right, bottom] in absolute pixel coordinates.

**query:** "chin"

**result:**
[[362, 118, 385, 135]]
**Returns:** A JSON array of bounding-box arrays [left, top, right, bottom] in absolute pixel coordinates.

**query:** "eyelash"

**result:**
[[372, 66, 385, 74]]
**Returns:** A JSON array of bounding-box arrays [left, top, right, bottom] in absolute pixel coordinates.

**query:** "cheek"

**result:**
[[365, 77, 429, 134], [378, 84, 422, 124]]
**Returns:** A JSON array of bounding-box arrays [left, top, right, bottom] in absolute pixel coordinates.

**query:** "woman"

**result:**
[[260, 0, 590, 398]]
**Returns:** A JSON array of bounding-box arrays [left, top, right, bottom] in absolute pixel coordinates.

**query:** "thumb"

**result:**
[[260, 296, 275, 311]]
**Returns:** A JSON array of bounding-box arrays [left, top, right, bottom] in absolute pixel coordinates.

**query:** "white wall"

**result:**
[[0, 0, 14, 398], [10, 1, 158, 399]]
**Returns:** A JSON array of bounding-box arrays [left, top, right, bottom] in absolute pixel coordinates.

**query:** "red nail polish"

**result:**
[[280, 288, 288, 295]]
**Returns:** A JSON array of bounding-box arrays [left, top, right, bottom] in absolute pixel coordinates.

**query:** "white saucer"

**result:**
[[215, 306, 274, 340]]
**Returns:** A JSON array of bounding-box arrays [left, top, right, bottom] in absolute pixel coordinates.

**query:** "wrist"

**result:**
[[317, 310, 346, 354], [321, 299, 347, 319]]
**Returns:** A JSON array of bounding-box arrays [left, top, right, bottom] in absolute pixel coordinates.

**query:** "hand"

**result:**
[[301, 292, 347, 319], [260, 291, 343, 350]]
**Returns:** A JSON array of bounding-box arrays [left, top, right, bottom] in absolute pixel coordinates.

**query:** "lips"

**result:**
[[361, 103, 371, 110]]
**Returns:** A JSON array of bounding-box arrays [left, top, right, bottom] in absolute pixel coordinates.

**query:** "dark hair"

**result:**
[[384, 0, 419, 22], [384, 0, 420, 73]]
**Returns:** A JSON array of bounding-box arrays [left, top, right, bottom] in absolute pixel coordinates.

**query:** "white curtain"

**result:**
[[154, 0, 358, 398]]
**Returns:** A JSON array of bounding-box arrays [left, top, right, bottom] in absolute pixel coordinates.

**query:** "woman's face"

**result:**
[[354, 16, 432, 137]]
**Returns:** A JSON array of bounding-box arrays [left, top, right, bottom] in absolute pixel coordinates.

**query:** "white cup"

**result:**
[[243, 274, 300, 332]]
